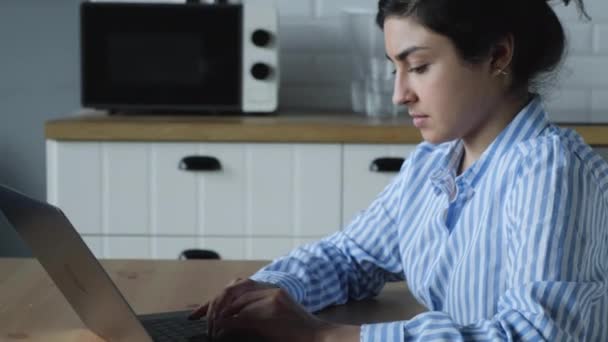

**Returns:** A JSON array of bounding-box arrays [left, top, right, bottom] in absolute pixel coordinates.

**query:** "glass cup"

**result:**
[[342, 9, 405, 117], [365, 78, 401, 117]]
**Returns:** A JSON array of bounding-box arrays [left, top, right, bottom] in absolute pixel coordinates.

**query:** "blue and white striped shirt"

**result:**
[[250, 97, 608, 341]]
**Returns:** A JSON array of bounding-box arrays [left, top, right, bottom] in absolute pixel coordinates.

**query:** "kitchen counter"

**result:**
[[44, 112, 608, 260], [45, 110, 608, 145]]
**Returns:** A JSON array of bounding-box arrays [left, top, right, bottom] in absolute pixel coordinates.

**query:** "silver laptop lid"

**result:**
[[0, 185, 151, 341]]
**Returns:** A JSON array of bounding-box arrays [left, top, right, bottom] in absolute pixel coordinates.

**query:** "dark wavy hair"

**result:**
[[376, 0, 590, 92]]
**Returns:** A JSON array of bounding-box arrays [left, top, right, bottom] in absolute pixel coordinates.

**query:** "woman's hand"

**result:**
[[189, 278, 277, 338], [188, 278, 360, 342]]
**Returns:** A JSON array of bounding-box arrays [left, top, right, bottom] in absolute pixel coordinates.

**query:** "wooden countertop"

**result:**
[[45, 110, 608, 145]]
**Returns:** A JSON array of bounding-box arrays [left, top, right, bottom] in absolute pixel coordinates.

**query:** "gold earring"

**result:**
[[494, 68, 508, 77]]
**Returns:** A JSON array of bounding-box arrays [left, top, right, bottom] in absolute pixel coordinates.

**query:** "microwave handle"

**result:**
[[369, 157, 405, 173], [179, 156, 222, 172]]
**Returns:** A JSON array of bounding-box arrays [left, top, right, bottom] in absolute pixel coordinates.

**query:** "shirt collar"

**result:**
[[430, 95, 550, 197]]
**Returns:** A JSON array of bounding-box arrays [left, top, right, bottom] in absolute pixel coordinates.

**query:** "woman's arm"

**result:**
[[246, 147, 419, 312], [250, 173, 407, 312]]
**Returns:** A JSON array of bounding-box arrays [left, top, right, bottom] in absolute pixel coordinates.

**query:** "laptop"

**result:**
[[0, 184, 248, 342]]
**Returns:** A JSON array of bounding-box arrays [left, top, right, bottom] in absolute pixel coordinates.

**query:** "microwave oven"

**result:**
[[80, 1, 279, 113]]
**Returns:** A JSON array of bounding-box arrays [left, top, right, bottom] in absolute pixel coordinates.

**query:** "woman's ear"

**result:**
[[490, 34, 515, 76]]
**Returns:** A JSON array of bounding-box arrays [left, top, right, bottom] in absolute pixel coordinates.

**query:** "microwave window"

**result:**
[[107, 33, 203, 86], [81, 3, 243, 110]]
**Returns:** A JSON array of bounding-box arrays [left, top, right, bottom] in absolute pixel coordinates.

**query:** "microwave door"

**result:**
[[81, 3, 242, 112]]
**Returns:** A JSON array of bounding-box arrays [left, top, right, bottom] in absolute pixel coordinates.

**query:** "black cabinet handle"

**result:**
[[178, 156, 222, 172], [369, 157, 405, 173]]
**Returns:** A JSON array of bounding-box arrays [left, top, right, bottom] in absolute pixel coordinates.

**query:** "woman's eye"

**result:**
[[408, 64, 429, 74]]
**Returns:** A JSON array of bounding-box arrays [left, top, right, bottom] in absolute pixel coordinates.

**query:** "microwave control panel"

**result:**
[[242, 0, 279, 112]]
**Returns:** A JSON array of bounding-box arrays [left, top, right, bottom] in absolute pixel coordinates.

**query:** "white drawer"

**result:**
[[342, 144, 415, 224], [47, 141, 103, 235], [152, 142, 245, 237], [82, 235, 326, 261], [103, 236, 151, 259], [48, 141, 342, 260], [248, 237, 296, 261]]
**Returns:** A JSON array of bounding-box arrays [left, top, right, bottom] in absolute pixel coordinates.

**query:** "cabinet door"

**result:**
[[153, 143, 342, 238], [153, 143, 246, 237], [87, 236, 202, 259], [103, 237, 151, 259], [48, 141, 342, 260], [48, 141, 152, 236], [201, 237, 247, 260], [199, 237, 325, 261], [104, 143, 151, 235], [246, 143, 341, 237], [248, 238, 295, 261], [342, 144, 416, 225], [152, 237, 201, 260], [47, 141, 103, 235], [81, 235, 103, 257]]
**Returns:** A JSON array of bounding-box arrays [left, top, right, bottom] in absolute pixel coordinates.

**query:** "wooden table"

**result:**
[[0, 258, 426, 341]]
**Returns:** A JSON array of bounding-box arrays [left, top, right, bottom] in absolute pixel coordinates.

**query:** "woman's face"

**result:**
[[384, 16, 502, 144]]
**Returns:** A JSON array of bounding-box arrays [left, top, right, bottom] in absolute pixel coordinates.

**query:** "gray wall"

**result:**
[[1, 0, 608, 256], [0, 1, 80, 256]]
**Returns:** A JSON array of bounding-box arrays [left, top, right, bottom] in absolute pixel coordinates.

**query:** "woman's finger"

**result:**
[[189, 278, 246, 319], [214, 296, 274, 335], [207, 279, 260, 337], [188, 302, 209, 320], [209, 279, 255, 319], [229, 277, 243, 285], [216, 279, 279, 319], [218, 288, 278, 319]]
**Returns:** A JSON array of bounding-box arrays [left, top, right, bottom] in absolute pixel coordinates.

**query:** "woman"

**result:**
[[190, 0, 608, 340]]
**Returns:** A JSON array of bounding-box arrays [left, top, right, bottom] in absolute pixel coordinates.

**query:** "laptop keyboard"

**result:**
[[141, 317, 210, 342]]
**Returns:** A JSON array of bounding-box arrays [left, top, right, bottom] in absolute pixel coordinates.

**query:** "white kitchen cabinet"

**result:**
[[153, 237, 202, 260], [341, 146, 608, 226], [81, 236, 102, 257], [79, 235, 327, 260], [201, 237, 247, 260], [106, 144, 151, 235], [50, 141, 605, 261], [103, 237, 152, 259], [47, 141, 342, 260], [248, 238, 296, 260], [47, 142, 103, 235], [342, 144, 415, 225]]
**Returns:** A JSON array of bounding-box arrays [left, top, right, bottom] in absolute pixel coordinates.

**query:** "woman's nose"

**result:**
[[392, 78, 416, 105]]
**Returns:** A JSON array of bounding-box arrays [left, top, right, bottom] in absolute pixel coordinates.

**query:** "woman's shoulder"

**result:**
[[510, 124, 608, 188], [513, 125, 595, 162]]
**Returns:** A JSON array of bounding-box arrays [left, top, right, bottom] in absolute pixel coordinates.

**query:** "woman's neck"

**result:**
[[458, 92, 532, 176]]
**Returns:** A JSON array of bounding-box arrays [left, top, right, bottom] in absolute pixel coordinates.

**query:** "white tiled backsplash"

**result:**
[[275, 0, 608, 123]]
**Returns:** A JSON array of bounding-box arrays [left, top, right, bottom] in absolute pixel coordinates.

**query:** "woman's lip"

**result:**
[[412, 116, 429, 128]]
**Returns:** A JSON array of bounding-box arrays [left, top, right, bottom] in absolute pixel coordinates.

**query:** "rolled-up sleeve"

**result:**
[[250, 155, 413, 313]]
